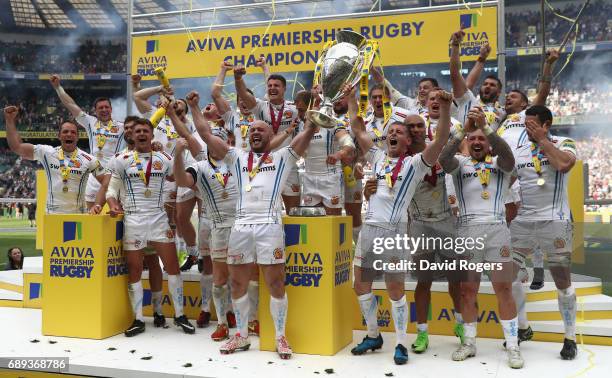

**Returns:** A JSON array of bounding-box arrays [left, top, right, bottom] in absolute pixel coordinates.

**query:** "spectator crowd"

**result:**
[[577, 136, 612, 204], [0, 39, 126, 74], [0, 147, 39, 199]]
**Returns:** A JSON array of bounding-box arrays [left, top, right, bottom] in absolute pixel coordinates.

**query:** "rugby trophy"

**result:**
[[307, 30, 378, 128]]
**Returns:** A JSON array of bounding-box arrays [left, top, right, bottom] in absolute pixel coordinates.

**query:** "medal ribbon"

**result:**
[[133, 151, 153, 188], [530, 143, 544, 176], [95, 120, 113, 150], [384, 154, 405, 188], [247, 151, 270, 182], [269, 103, 284, 134], [473, 154, 493, 188], [425, 116, 434, 142], [58, 148, 78, 184], [239, 113, 253, 139], [164, 117, 178, 141], [209, 155, 229, 188]]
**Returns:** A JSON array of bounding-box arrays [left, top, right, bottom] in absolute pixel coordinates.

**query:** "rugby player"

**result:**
[[4, 106, 107, 214], [349, 89, 452, 365], [106, 118, 195, 337], [49, 74, 124, 210], [174, 125, 236, 341], [510, 105, 578, 360], [233, 64, 301, 213], [439, 107, 523, 368], [185, 90, 316, 359]]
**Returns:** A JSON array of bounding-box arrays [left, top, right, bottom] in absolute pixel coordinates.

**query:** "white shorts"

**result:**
[[177, 186, 199, 203], [344, 177, 363, 204], [457, 223, 512, 264], [163, 180, 177, 203], [281, 165, 300, 197], [85, 174, 101, 203], [198, 216, 212, 256], [301, 173, 343, 208], [124, 212, 174, 251], [354, 224, 407, 272], [510, 219, 573, 267], [227, 223, 285, 265], [211, 227, 231, 260], [504, 180, 521, 205]]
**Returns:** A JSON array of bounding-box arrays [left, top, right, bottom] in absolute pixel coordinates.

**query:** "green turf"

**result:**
[[0, 218, 32, 229], [0, 232, 39, 269]]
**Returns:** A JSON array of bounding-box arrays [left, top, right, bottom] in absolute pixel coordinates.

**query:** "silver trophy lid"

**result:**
[[336, 29, 367, 48]]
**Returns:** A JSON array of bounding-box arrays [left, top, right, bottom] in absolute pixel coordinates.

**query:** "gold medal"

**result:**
[[62, 186, 68, 193], [242, 142, 247, 149], [96, 151, 103, 159], [144, 189, 152, 198], [222, 191, 228, 199], [481, 191, 490, 200], [245, 184, 252, 192], [431, 191, 440, 199], [166, 142, 172, 149], [537, 178, 545, 186]]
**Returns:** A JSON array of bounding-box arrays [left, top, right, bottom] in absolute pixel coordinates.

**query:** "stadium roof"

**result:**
[[0, 0, 470, 34]]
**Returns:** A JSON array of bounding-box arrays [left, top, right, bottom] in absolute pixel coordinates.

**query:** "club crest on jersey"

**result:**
[[110, 126, 118, 133], [263, 155, 273, 164], [273, 248, 283, 260], [331, 196, 340, 205], [554, 238, 566, 249], [73, 161, 81, 168], [500, 246, 510, 258], [153, 161, 163, 170], [283, 110, 293, 119]]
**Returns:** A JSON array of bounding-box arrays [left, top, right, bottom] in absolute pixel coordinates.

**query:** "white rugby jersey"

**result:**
[[250, 99, 298, 151], [421, 114, 464, 142], [394, 95, 428, 115], [364, 147, 430, 229], [224, 147, 299, 225], [221, 109, 253, 151], [514, 136, 577, 221], [452, 91, 505, 131], [300, 122, 346, 175], [364, 106, 411, 151], [75, 112, 125, 167], [34, 145, 104, 214], [187, 157, 237, 228], [409, 162, 452, 222], [497, 110, 528, 150], [449, 155, 513, 224], [110, 151, 173, 215]]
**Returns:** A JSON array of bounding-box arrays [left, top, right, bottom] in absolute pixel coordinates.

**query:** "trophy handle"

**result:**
[[336, 30, 367, 49]]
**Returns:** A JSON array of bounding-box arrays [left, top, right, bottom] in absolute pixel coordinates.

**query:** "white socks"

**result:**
[[128, 281, 144, 321], [212, 284, 229, 325], [358, 292, 379, 338], [175, 236, 186, 253], [233, 293, 250, 337], [186, 245, 199, 257], [464, 322, 477, 339], [501, 317, 519, 348], [391, 295, 409, 345], [248, 280, 259, 321], [532, 249, 544, 269], [200, 273, 213, 312], [512, 280, 530, 329], [152, 290, 163, 314], [167, 274, 184, 317], [417, 323, 428, 332], [558, 286, 577, 340], [455, 312, 464, 325], [270, 293, 288, 339]]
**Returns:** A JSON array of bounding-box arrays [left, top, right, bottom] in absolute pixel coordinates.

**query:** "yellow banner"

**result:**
[[132, 7, 497, 79]]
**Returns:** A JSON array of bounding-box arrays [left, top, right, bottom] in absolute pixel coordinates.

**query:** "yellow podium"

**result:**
[[42, 214, 132, 339], [259, 216, 353, 355]]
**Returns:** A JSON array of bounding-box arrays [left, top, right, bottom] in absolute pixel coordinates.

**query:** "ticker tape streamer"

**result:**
[[566, 296, 596, 378], [458, 0, 485, 17], [554, 23, 579, 79], [545, 0, 577, 23], [249, 0, 276, 56]]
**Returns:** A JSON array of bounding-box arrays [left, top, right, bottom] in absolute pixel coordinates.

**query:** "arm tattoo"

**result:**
[[439, 137, 462, 173], [487, 133, 515, 172]]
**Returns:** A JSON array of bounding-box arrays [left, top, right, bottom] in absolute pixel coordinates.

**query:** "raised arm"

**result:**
[[533, 50, 559, 106], [526, 119, 575, 173], [449, 31, 469, 99], [166, 102, 202, 158], [470, 107, 515, 172], [255, 56, 271, 82], [233, 64, 257, 110], [328, 129, 356, 165], [465, 43, 491, 90], [4, 106, 34, 160], [133, 84, 172, 115], [422, 90, 452, 166], [211, 61, 233, 116], [49, 74, 83, 119], [346, 86, 373, 155], [173, 139, 197, 188], [186, 91, 229, 159], [290, 119, 317, 157]]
